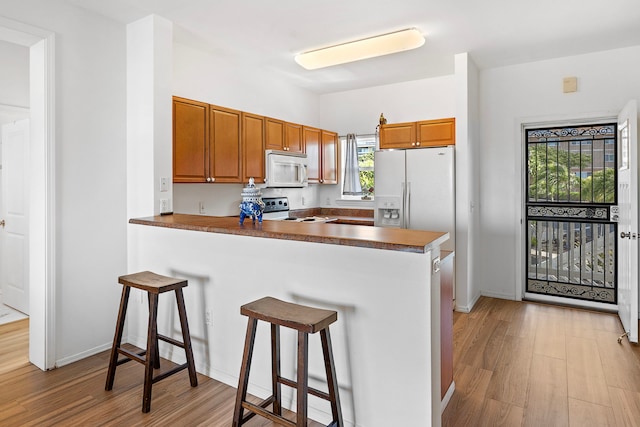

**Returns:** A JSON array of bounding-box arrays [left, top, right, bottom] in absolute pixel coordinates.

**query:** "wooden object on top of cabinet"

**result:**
[[285, 121, 304, 153], [265, 117, 285, 151], [378, 121, 416, 149], [173, 97, 209, 183], [321, 130, 338, 184], [209, 105, 242, 183], [303, 126, 321, 183], [417, 118, 455, 147], [242, 112, 265, 184]]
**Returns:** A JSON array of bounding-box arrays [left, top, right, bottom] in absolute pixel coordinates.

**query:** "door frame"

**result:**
[[0, 17, 56, 370], [515, 111, 620, 311]]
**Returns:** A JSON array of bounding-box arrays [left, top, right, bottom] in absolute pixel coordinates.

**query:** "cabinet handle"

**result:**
[[206, 177, 211, 182], [411, 142, 416, 146], [416, 142, 421, 146], [211, 177, 215, 182]]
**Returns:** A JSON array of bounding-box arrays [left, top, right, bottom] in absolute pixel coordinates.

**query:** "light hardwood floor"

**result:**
[[3, 298, 640, 426], [443, 297, 640, 427], [0, 318, 323, 426]]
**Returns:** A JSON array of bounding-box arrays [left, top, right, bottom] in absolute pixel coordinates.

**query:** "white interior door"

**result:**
[[1, 119, 29, 314], [617, 100, 638, 343]]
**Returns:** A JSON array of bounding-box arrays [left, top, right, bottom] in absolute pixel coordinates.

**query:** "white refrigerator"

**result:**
[[374, 145, 455, 252]]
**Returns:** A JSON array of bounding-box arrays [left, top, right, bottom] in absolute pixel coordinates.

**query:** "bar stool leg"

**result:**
[[142, 293, 159, 413], [147, 293, 161, 369], [321, 329, 344, 427], [271, 323, 282, 416], [175, 288, 198, 387], [105, 285, 131, 391], [233, 317, 258, 427], [296, 330, 309, 427]]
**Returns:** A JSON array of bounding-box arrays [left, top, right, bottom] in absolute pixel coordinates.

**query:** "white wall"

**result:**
[[478, 45, 640, 303], [0, 40, 29, 108], [0, 0, 128, 365], [317, 76, 456, 207], [172, 42, 322, 214]]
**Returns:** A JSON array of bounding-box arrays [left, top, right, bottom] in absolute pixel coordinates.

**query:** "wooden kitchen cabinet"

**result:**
[[440, 250, 454, 401], [321, 130, 338, 184], [173, 97, 209, 183], [242, 112, 265, 184], [266, 118, 304, 153], [303, 126, 321, 183], [265, 117, 285, 151], [304, 127, 337, 184], [285, 122, 304, 153], [379, 121, 416, 149], [209, 105, 242, 183], [417, 118, 455, 147], [379, 118, 455, 149]]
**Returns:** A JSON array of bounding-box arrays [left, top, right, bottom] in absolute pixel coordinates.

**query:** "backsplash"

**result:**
[[173, 183, 321, 216]]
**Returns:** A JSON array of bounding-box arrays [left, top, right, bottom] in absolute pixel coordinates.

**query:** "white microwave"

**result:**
[[264, 150, 308, 187]]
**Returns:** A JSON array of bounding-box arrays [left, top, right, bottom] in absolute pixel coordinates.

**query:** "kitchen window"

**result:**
[[341, 134, 376, 199]]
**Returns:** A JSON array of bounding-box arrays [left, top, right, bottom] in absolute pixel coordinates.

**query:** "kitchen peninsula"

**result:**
[[127, 214, 448, 426]]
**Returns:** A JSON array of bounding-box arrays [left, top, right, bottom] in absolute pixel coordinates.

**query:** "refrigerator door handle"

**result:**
[[401, 182, 406, 228], [406, 181, 411, 228]]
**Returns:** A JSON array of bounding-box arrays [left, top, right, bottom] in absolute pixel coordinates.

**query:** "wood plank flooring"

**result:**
[[0, 319, 323, 426], [3, 298, 640, 426], [443, 297, 640, 427]]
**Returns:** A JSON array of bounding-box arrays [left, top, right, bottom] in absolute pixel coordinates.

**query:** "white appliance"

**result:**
[[264, 150, 308, 187], [374, 145, 455, 251]]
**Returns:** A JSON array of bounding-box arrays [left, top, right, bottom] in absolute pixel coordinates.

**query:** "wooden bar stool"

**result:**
[[233, 296, 343, 427], [104, 271, 198, 413]]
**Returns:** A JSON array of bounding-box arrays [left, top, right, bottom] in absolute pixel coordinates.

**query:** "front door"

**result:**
[[616, 100, 638, 343], [1, 119, 29, 314], [526, 122, 618, 306]]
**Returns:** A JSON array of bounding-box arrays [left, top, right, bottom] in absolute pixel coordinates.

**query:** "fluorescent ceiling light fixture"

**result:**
[[295, 28, 425, 70]]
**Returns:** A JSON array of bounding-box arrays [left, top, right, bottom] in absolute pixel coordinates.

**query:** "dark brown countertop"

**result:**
[[130, 214, 448, 254]]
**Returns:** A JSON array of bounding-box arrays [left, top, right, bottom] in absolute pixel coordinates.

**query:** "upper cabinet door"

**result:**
[[242, 112, 265, 184], [210, 105, 242, 183], [173, 97, 209, 183], [285, 122, 304, 153], [265, 117, 285, 151], [321, 130, 338, 184], [379, 122, 416, 149], [303, 126, 321, 183], [417, 118, 456, 147]]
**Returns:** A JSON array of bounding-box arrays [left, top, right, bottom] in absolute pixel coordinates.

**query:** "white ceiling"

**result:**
[[66, 0, 640, 94]]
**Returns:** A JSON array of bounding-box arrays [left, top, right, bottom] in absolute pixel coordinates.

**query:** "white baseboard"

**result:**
[[55, 342, 112, 368], [481, 289, 518, 301]]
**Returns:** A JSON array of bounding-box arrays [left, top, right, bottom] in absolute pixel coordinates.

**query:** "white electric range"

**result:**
[[262, 197, 336, 223]]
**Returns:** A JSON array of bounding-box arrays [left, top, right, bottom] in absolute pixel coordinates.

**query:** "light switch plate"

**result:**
[[563, 76, 577, 93]]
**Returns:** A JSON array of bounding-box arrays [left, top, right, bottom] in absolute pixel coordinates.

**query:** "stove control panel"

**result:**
[[262, 197, 289, 213]]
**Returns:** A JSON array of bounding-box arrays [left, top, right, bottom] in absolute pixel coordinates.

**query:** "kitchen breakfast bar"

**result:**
[[126, 214, 449, 426]]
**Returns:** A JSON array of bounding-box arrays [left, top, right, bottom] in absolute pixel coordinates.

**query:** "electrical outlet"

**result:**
[[301, 196, 305, 206], [160, 198, 169, 213], [205, 309, 212, 326], [199, 201, 205, 214], [325, 197, 331, 205]]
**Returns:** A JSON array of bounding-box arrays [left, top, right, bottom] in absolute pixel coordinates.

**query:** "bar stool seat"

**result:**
[[233, 296, 343, 427], [104, 271, 198, 413]]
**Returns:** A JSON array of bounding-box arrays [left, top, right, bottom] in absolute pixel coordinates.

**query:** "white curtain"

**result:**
[[343, 133, 362, 195]]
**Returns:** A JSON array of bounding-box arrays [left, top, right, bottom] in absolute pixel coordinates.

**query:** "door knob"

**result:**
[[0, 220, 4, 228], [621, 231, 631, 239]]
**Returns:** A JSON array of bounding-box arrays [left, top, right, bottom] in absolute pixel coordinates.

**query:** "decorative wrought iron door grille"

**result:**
[[526, 124, 618, 303]]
